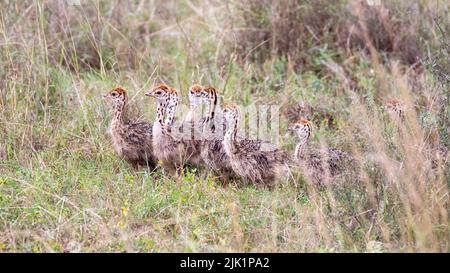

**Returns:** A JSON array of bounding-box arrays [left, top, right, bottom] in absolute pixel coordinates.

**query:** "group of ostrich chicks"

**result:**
[[104, 84, 406, 187]]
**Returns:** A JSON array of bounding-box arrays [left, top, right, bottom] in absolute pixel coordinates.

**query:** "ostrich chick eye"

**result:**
[[112, 92, 117, 97], [155, 91, 162, 95]]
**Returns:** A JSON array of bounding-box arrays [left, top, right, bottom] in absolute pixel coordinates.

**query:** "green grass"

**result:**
[[0, 0, 449, 252]]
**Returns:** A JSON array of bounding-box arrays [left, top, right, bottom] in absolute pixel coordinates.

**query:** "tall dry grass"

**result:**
[[0, 0, 448, 252]]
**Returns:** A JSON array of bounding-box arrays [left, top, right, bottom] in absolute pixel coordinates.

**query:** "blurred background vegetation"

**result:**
[[0, 0, 448, 252]]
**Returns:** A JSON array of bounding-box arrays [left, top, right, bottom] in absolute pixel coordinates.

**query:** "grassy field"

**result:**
[[0, 0, 449, 252]]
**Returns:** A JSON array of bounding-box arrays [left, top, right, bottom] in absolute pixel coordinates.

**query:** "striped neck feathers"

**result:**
[[165, 94, 178, 128], [112, 99, 126, 124], [203, 90, 218, 133], [156, 100, 167, 125], [294, 140, 308, 160]]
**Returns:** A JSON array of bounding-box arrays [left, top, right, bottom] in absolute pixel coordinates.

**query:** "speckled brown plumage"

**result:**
[[104, 87, 156, 170], [290, 118, 356, 185], [222, 104, 290, 187], [191, 86, 235, 181], [145, 84, 203, 174]]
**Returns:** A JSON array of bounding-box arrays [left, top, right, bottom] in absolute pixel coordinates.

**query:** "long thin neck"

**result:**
[[206, 93, 217, 124], [203, 94, 218, 133], [112, 101, 126, 124], [294, 139, 308, 160], [230, 117, 238, 140], [165, 97, 178, 128], [156, 100, 166, 125], [153, 100, 170, 142], [224, 117, 238, 154]]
